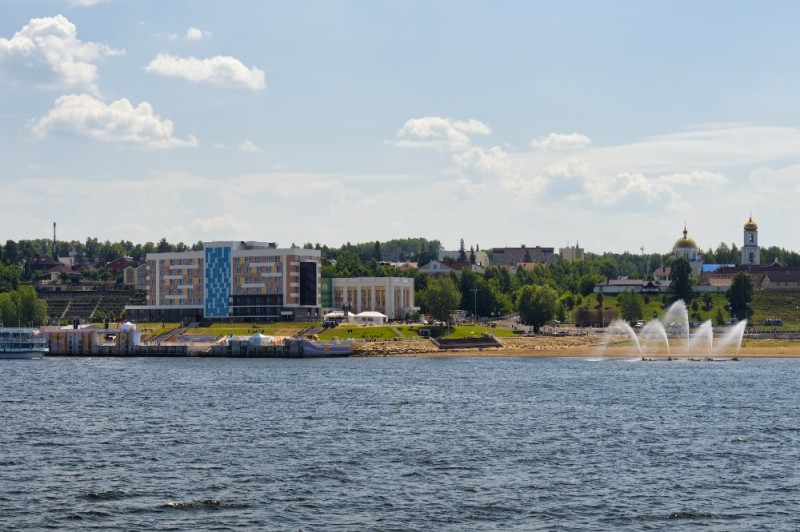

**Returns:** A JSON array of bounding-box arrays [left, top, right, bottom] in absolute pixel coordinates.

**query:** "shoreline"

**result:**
[[351, 336, 800, 358]]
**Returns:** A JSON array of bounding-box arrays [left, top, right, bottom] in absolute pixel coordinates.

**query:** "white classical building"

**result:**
[[325, 277, 416, 320]]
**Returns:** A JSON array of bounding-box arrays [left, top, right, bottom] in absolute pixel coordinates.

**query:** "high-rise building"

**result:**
[[125, 241, 321, 322]]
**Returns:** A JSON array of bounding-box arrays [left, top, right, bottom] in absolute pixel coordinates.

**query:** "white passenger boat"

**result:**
[[0, 328, 49, 359]]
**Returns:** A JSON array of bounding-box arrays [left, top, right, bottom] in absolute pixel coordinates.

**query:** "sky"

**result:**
[[1, 1, 800, 255]]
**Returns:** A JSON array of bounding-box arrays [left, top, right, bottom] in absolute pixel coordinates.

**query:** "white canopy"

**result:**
[[323, 311, 355, 320], [354, 311, 388, 324]]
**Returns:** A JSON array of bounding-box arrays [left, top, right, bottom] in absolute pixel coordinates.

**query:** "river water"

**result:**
[[2, 355, 800, 530]]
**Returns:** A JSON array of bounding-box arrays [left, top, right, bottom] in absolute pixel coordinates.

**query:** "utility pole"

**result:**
[[641, 246, 649, 278], [472, 288, 478, 322]]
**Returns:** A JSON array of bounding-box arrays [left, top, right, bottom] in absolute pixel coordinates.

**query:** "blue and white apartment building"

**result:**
[[125, 241, 322, 322]]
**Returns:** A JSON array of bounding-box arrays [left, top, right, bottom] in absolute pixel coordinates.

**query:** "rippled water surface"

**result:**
[[3, 356, 800, 530]]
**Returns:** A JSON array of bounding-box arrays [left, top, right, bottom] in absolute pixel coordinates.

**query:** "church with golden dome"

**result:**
[[672, 223, 703, 277], [741, 215, 760, 265]]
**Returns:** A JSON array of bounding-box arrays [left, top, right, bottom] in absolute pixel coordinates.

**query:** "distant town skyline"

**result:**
[[2, 1, 799, 254]]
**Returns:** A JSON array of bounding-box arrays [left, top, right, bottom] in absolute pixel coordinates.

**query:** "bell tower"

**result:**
[[741, 214, 760, 265]]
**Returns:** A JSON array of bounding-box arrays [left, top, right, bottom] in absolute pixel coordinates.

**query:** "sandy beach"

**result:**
[[352, 335, 800, 358]]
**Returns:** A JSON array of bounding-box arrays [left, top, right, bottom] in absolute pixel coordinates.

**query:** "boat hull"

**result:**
[[0, 349, 47, 360], [0, 327, 49, 359], [291, 339, 354, 357]]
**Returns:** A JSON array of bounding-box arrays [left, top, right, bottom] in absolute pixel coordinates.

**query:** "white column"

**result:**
[[386, 279, 395, 319]]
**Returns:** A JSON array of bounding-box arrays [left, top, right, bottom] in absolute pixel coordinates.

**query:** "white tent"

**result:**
[[323, 311, 355, 322], [354, 311, 388, 324]]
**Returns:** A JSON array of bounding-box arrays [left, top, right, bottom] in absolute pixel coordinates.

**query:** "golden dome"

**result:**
[[673, 224, 697, 250], [744, 216, 758, 231]]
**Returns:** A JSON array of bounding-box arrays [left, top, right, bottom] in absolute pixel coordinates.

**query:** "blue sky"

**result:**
[[2, 1, 799, 255]]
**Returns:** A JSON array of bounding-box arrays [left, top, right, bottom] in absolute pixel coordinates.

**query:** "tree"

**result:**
[[3, 240, 19, 265], [0, 263, 21, 293], [469, 246, 476, 264], [669, 257, 693, 303], [458, 238, 467, 262], [419, 277, 461, 326], [0, 286, 48, 327], [516, 285, 558, 333], [373, 241, 382, 261], [726, 271, 754, 321], [157, 238, 172, 253], [579, 274, 601, 297], [702, 292, 713, 312], [618, 290, 643, 323]]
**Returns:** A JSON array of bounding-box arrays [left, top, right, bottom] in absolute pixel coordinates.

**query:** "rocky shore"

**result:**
[[350, 334, 800, 358], [351, 334, 604, 357]]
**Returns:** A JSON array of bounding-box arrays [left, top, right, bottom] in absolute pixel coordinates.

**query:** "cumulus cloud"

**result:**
[[237, 140, 261, 152], [537, 158, 725, 208], [0, 15, 121, 93], [584, 172, 677, 207], [30, 93, 197, 148], [185, 27, 211, 41], [394, 116, 491, 151], [531, 132, 592, 151], [145, 53, 265, 90]]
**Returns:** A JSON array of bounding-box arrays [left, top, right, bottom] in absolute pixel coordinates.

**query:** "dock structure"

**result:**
[[41, 326, 191, 356], [39, 326, 354, 358]]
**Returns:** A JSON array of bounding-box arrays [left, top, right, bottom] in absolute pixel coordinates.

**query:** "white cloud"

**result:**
[[394, 116, 491, 151], [0, 15, 120, 93], [237, 140, 262, 152], [586, 124, 800, 175], [749, 164, 800, 187], [30, 93, 198, 148], [68, 0, 108, 6], [185, 27, 211, 41], [181, 214, 253, 235], [659, 171, 727, 186], [453, 177, 488, 200], [533, 158, 725, 209], [454, 146, 513, 177], [531, 132, 592, 151], [145, 53, 265, 90], [584, 172, 677, 207]]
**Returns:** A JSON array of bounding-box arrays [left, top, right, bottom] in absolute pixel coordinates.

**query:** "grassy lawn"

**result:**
[[581, 292, 733, 325], [90, 321, 181, 335], [318, 323, 515, 340], [751, 290, 800, 328], [184, 322, 314, 336], [578, 290, 800, 329]]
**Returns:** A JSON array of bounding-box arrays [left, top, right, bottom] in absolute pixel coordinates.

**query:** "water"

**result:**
[[3, 356, 800, 530], [606, 299, 747, 357]]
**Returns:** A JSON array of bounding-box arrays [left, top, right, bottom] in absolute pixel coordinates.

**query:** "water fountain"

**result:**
[[639, 320, 670, 356], [600, 299, 745, 361]]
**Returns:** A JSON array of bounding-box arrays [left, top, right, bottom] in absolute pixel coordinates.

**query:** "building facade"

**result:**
[[558, 243, 584, 263], [741, 215, 760, 265], [490, 245, 554, 266], [672, 224, 703, 277], [125, 241, 321, 322], [321, 277, 416, 320]]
